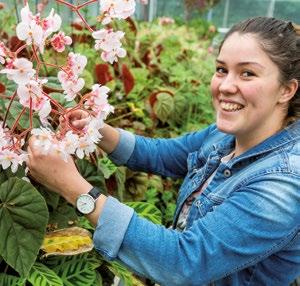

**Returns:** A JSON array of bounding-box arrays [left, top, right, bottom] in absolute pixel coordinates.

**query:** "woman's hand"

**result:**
[[60, 109, 91, 131], [27, 136, 92, 205]]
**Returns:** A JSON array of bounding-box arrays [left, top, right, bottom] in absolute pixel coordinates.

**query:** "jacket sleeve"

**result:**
[[109, 124, 217, 178], [93, 172, 300, 285]]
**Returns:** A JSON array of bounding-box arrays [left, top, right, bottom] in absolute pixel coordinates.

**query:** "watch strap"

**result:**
[[88, 186, 102, 200]]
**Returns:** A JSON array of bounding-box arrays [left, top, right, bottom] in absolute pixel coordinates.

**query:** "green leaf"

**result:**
[[0, 178, 48, 277], [27, 262, 63, 286], [6, 101, 40, 129], [107, 261, 144, 286], [48, 92, 76, 108], [0, 273, 26, 286], [97, 157, 117, 179], [125, 202, 162, 224], [44, 77, 63, 92], [52, 255, 97, 286], [0, 167, 26, 185], [39, 186, 60, 210], [114, 167, 126, 202], [48, 201, 77, 228], [153, 93, 174, 123], [76, 159, 106, 190]]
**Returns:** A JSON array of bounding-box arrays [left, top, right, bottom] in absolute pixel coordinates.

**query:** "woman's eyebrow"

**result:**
[[216, 59, 265, 69]]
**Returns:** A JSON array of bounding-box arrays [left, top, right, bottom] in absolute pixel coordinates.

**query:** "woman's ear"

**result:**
[[278, 79, 299, 104]]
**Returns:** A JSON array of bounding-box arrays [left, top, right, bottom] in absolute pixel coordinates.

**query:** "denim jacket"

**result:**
[[93, 121, 300, 286]]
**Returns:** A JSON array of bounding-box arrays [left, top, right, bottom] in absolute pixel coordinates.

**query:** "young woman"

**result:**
[[27, 17, 300, 285]]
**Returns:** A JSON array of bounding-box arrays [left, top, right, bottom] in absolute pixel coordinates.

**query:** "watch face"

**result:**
[[76, 194, 95, 214]]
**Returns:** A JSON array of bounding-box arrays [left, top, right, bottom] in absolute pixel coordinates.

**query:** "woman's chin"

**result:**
[[216, 121, 237, 135]]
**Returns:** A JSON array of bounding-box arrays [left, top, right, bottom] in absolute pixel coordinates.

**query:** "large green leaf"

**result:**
[[153, 93, 174, 123], [0, 178, 49, 277], [0, 167, 26, 185], [27, 262, 63, 286], [5, 101, 40, 129], [52, 255, 97, 286], [0, 273, 26, 286], [125, 202, 162, 225]]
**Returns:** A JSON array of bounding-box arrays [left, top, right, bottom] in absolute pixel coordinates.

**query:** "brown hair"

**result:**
[[220, 17, 300, 122]]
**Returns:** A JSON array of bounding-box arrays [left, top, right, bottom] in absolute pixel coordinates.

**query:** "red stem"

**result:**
[[14, 44, 28, 56], [78, 0, 98, 9], [76, 10, 94, 33], [10, 106, 27, 134], [3, 91, 17, 128]]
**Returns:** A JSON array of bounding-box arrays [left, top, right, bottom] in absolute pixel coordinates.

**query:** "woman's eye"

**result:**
[[241, 71, 255, 77], [216, 67, 227, 74]]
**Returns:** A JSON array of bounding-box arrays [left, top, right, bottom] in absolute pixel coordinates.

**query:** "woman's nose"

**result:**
[[219, 74, 238, 94]]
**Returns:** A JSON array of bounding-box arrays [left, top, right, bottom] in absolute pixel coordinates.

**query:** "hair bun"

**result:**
[[293, 23, 300, 35]]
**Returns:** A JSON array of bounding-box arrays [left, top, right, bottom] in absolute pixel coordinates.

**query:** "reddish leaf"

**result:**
[[148, 90, 174, 107], [0, 82, 5, 93], [95, 64, 113, 85], [9, 36, 25, 52], [122, 64, 135, 95], [125, 17, 138, 35], [141, 50, 151, 66]]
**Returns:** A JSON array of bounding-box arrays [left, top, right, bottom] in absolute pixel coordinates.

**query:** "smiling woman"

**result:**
[[27, 17, 300, 286]]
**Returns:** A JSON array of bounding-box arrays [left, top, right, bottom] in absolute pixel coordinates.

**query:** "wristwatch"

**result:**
[[75, 187, 102, 216]]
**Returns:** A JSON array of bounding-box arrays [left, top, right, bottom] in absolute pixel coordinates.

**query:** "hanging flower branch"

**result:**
[[0, 0, 147, 173]]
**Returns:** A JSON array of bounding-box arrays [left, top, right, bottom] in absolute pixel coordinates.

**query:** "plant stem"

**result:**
[[106, 111, 134, 123], [2, 91, 17, 128]]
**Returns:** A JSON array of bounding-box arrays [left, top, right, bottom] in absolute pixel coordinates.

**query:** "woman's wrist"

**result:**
[[59, 175, 93, 206]]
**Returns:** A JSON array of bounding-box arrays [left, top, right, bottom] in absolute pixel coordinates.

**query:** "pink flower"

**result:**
[[51, 32, 72, 52], [92, 29, 126, 63], [100, 0, 136, 24], [0, 58, 35, 85]]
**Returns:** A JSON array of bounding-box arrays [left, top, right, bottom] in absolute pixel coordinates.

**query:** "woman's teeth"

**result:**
[[220, 101, 244, 112]]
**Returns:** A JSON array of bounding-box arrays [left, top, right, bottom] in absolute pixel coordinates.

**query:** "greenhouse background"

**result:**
[[1, 0, 299, 31]]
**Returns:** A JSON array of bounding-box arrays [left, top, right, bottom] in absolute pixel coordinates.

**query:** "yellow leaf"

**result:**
[[41, 227, 93, 257]]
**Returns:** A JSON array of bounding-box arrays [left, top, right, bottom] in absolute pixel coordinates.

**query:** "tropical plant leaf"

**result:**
[[52, 255, 97, 286], [0, 273, 26, 286], [153, 93, 174, 123], [125, 202, 162, 224], [0, 178, 48, 277], [41, 227, 93, 256], [27, 262, 63, 286], [97, 157, 117, 179], [107, 261, 144, 286]]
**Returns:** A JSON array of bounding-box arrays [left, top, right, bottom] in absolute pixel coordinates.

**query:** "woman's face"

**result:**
[[211, 32, 286, 145]]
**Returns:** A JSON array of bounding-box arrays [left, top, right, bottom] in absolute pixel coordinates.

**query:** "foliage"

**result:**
[[0, 4, 216, 285]]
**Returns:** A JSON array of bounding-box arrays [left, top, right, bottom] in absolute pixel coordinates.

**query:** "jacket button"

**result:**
[[223, 169, 231, 177]]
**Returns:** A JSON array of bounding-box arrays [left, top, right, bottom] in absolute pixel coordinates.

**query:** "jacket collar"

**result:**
[[213, 120, 300, 164]]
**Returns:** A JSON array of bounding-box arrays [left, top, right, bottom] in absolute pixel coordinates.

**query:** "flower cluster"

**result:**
[[58, 52, 87, 101], [0, 123, 27, 173], [0, 0, 138, 173], [16, 3, 62, 54], [92, 29, 126, 64]]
